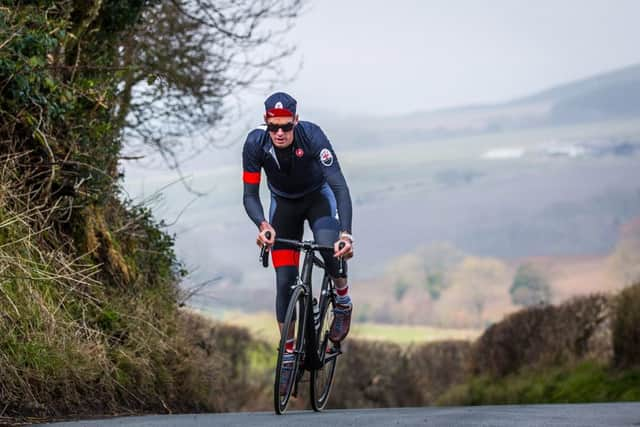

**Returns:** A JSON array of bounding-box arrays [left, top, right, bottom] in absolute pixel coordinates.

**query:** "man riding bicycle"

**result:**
[[242, 92, 354, 359]]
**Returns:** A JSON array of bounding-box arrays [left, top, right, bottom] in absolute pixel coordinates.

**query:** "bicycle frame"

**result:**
[[261, 237, 342, 369]]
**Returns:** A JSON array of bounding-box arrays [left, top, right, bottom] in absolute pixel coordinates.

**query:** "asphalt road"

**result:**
[[40, 403, 640, 427]]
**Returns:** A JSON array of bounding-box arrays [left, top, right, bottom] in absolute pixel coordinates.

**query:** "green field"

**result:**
[[212, 310, 480, 346]]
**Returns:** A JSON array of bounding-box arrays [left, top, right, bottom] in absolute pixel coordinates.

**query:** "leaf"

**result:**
[[44, 76, 56, 90], [28, 56, 45, 68]]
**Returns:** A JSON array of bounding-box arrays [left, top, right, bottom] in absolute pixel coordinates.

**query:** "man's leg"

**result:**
[[270, 194, 306, 394], [307, 185, 352, 343], [270, 194, 304, 341]]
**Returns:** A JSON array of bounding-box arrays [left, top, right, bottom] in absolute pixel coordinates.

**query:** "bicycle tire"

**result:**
[[274, 285, 307, 414], [310, 288, 338, 411]]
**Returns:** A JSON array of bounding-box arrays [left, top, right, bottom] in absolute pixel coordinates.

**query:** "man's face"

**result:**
[[265, 115, 298, 148]]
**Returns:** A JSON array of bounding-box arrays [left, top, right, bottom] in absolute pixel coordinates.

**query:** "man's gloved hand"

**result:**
[[257, 221, 275, 247], [334, 232, 354, 259]]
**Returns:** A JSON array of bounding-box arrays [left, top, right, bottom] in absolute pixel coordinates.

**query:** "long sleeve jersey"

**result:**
[[242, 121, 353, 233]]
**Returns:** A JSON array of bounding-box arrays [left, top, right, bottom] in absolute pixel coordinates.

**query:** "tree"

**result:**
[[510, 263, 552, 307], [116, 0, 304, 170], [434, 256, 511, 328], [0, 2, 305, 417]]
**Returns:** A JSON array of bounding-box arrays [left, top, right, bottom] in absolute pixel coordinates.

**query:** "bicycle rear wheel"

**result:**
[[310, 290, 338, 411], [274, 285, 307, 414]]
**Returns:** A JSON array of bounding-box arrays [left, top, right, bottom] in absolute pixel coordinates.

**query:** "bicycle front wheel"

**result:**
[[310, 290, 338, 411], [274, 285, 307, 415]]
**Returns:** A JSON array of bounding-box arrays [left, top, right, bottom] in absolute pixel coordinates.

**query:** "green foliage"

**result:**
[[0, 2, 193, 420], [510, 263, 552, 306], [438, 361, 640, 405], [0, 0, 301, 422]]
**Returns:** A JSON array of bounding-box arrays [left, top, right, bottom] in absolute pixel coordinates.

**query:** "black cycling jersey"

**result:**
[[242, 120, 352, 233]]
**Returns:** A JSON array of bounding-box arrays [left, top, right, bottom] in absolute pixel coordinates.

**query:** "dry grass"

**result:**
[[0, 148, 241, 421]]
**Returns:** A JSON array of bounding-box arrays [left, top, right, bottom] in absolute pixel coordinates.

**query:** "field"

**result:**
[[207, 310, 480, 346]]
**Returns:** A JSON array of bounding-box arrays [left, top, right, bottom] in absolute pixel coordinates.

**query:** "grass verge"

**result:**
[[438, 361, 640, 406]]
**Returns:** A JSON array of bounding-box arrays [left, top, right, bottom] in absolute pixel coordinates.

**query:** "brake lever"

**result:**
[[338, 241, 346, 275], [260, 231, 271, 268]]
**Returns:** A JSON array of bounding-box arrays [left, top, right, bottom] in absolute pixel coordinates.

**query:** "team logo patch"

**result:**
[[295, 148, 304, 158], [275, 101, 283, 109], [319, 148, 333, 166]]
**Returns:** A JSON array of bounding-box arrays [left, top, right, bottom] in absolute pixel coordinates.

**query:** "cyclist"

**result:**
[[242, 92, 354, 388]]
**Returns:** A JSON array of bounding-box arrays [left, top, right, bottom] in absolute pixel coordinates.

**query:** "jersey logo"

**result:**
[[295, 148, 304, 158], [319, 148, 333, 166]]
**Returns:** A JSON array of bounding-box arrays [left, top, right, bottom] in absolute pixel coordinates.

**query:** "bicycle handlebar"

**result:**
[[259, 231, 347, 273]]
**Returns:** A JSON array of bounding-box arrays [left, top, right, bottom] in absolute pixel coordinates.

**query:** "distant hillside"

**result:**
[[124, 64, 640, 317], [513, 63, 640, 108], [325, 63, 640, 147]]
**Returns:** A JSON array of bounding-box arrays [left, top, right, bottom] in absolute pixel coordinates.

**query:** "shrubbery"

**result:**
[[471, 294, 610, 377], [612, 282, 640, 368]]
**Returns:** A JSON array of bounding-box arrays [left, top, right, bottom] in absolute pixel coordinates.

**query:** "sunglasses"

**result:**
[[266, 122, 295, 132]]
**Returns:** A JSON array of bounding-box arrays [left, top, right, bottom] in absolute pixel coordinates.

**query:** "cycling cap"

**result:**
[[265, 92, 297, 117]]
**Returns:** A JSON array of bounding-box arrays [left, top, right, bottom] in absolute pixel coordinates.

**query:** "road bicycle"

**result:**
[[260, 233, 345, 414]]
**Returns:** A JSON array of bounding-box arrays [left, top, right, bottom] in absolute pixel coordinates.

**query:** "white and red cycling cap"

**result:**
[[265, 92, 297, 118]]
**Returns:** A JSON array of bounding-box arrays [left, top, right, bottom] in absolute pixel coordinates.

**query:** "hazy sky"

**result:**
[[259, 0, 640, 116]]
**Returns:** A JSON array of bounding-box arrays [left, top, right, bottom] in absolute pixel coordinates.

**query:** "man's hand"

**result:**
[[334, 233, 354, 259], [257, 221, 275, 247]]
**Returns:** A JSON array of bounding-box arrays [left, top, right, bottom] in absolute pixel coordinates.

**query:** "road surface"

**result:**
[[40, 403, 640, 426]]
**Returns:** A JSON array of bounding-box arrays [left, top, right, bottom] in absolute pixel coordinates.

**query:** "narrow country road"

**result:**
[[40, 402, 640, 426]]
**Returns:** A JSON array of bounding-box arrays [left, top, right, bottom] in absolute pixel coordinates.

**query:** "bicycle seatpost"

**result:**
[[338, 241, 345, 275], [260, 231, 271, 268]]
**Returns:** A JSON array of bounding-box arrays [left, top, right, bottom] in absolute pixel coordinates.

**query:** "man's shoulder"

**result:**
[[244, 125, 267, 148], [297, 121, 328, 146], [246, 124, 267, 141]]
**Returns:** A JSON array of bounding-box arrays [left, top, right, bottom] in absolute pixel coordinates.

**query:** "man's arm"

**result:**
[[309, 123, 353, 234], [326, 171, 352, 234], [242, 132, 266, 228], [243, 181, 266, 228]]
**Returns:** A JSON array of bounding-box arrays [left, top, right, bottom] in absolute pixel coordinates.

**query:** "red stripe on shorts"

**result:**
[[272, 249, 300, 268]]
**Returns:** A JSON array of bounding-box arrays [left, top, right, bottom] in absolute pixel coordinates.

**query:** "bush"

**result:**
[[330, 340, 405, 408], [471, 294, 611, 377], [401, 340, 472, 405], [612, 282, 640, 368], [172, 310, 273, 412], [439, 361, 640, 406], [330, 339, 471, 408]]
